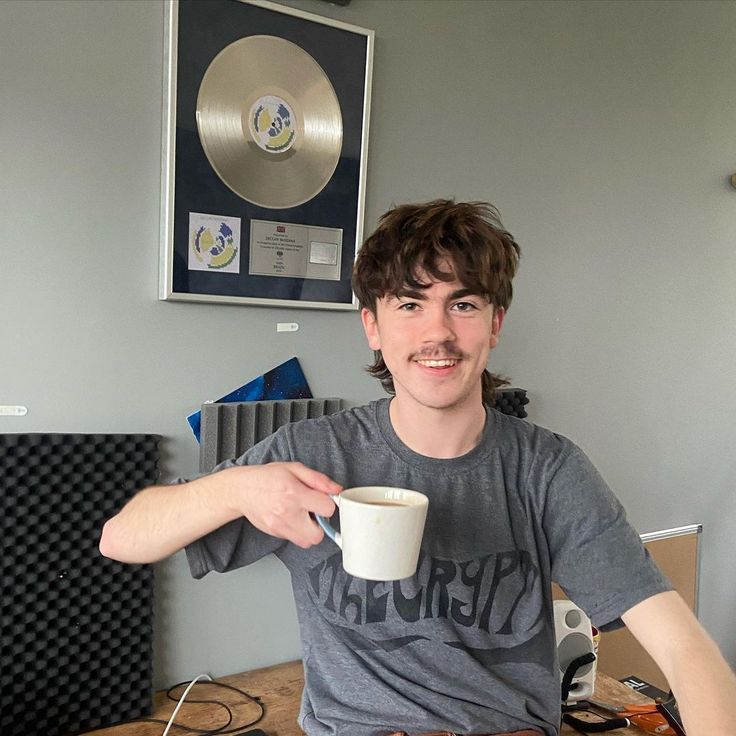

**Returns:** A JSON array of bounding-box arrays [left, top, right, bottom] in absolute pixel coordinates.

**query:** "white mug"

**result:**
[[316, 486, 429, 581]]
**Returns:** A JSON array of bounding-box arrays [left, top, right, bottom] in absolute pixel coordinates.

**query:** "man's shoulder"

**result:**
[[489, 407, 578, 456], [281, 398, 385, 437], [239, 400, 384, 465]]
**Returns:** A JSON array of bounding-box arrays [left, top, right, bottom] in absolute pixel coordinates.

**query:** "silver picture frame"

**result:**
[[159, 0, 374, 310]]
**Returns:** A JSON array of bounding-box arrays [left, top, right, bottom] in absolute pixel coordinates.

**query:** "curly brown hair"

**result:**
[[352, 199, 521, 405]]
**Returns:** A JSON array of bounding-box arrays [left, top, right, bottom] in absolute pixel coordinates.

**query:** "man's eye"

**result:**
[[398, 302, 419, 311], [453, 301, 478, 312]]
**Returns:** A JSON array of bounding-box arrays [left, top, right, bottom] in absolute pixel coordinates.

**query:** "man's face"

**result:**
[[361, 268, 504, 415]]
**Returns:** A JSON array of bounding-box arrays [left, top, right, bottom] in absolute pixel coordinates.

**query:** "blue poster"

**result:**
[[187, 356, 312, 442]]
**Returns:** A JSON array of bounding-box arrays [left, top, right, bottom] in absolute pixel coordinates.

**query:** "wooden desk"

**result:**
[[83, 659, 654, 736]]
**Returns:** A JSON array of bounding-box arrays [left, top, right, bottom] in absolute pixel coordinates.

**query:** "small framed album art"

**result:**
[[159, 0, 374, 310]]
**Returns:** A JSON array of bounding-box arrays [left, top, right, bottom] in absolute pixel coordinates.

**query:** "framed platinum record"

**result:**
[[159, 0, 374, 310]]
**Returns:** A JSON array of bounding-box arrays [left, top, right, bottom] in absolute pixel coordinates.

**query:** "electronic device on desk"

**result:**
[[621, 675, 686, 735], [620, 674, 669, 701], [657, 697, 686, 735], [554, 600, 597, 704]]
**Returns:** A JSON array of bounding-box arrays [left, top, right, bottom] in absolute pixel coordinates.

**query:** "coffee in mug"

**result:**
[[316, 486, 429, 581], [364, 500, 408, 507]]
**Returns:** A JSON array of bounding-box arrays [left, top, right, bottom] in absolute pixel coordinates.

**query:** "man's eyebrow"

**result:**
[[449, 288, 480, 300], [393, 288, 427, 300], [391, 287, 486, 300]]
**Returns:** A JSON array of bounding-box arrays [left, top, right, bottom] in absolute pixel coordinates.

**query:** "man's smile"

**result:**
[[415, 358, 459, 368]]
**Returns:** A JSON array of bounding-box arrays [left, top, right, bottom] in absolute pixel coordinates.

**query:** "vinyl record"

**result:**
[[196, 35, 343, 209]]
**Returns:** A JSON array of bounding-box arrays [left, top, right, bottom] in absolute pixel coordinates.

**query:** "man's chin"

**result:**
[[394, 389, 481, 413]]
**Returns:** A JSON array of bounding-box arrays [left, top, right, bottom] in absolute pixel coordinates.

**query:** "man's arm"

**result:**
[[622, 590, 736, 735], [99, 462, 340, 564]]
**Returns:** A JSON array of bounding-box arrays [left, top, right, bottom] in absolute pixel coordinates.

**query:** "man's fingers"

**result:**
[[235, 462, 340, 548], [287, 462, 342, 496], [275, 509, 326, 549], [294, 518, 326, 549], [302, 487, 337, 518]]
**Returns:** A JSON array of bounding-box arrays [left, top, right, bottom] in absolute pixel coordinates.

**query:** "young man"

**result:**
[[101, 200, 736, 736]]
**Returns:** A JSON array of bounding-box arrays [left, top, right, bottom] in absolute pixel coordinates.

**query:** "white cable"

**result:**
[[162, 673, 213, 736]]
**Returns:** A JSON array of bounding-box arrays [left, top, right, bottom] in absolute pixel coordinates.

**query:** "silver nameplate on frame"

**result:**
[[249, 219, 342, 280]]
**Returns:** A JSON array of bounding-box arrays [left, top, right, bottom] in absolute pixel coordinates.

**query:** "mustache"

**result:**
[[410, 344, 467, 361]]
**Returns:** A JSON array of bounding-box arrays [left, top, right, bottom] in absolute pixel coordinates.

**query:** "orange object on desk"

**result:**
[[584, 700, 674, 735]]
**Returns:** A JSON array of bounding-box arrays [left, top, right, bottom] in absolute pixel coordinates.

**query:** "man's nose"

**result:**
[[422, 308, 455, 342]]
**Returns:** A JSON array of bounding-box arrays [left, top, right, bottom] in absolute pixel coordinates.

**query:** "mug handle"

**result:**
[[315, 494, 342, 547]]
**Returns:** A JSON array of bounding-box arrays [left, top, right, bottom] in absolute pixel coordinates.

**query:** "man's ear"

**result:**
[[361, 307, 381, 350], [489, 307, 505, 349]]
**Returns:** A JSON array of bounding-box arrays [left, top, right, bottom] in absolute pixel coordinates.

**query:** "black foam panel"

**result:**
[[495, 387, 530, 418], [0, 433, 159, 736]]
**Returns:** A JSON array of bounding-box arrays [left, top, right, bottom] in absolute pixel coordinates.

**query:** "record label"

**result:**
[[249, 95, 297, 153]]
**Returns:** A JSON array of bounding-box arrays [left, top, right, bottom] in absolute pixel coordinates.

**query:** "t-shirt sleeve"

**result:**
[[542, 444, 673, 630], [184, 428, 293, 580]]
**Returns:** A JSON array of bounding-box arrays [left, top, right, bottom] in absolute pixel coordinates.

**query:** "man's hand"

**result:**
[[229, 462, 340, 548]]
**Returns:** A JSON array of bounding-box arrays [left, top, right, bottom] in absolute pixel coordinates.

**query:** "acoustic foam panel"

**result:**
[[1, 433, 159, 736], [199, 397, 344, 472], [495, 387, 529, 419]]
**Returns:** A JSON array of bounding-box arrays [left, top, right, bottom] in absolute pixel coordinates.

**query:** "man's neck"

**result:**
[[388, 397, 487, 459]]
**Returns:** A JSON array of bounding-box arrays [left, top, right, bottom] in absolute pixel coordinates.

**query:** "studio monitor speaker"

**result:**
[[554, 599, 597, 703]]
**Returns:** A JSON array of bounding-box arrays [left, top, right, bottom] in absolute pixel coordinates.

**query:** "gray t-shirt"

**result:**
[[186, 399, 671, 736]]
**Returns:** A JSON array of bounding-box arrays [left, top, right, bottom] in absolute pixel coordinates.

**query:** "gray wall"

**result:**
[[2, 0, 734, 686]]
